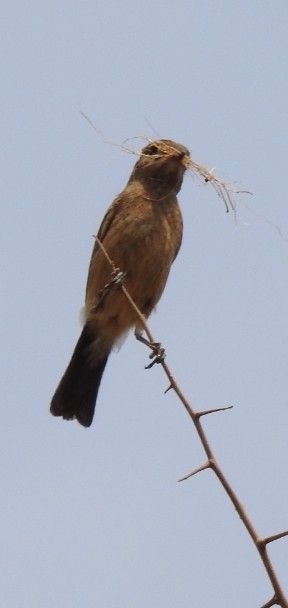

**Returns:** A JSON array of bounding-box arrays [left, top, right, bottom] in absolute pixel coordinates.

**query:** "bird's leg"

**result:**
[[135, 329, 166, 368]]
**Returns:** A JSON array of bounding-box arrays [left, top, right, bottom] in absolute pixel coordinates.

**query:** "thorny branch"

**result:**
[[96, 235, 288, 608]]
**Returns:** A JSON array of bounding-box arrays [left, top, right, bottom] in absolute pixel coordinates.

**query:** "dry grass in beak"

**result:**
[[184, 156, 251, 214], [79, 113, 250, 215]]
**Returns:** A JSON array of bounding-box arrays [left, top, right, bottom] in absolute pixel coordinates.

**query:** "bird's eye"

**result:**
[[146, 144, 159, 155]]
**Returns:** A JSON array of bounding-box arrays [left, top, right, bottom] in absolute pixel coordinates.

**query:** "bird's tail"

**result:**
[[50, 324, 110, 427]]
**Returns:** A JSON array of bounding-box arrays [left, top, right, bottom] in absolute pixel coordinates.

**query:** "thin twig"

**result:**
[[94, 237, 288, 608]]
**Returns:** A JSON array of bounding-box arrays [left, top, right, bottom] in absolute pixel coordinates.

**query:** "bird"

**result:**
[[50, 139, 190, 427]]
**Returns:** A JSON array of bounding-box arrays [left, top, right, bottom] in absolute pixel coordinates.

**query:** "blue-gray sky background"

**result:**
[[1, 1, 288, 606]]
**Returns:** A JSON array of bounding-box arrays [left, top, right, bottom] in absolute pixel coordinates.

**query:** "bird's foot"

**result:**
[[145, 343, 166, 369], [91, 269, 127, 312], [135, 331, 166, 368]]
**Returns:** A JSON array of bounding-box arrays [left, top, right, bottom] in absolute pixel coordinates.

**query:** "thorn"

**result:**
[[259, 595, 277, 608], [164, 384, 173, 394], [260, 531, 288, 546], [178, 460, 212, 482], [195, 405, 233, 418]]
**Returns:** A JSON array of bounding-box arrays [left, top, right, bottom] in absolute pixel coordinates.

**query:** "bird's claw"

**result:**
[[91, 269, 127, 311], [111, 268, 127, 287], [145, 343, 166, 369]]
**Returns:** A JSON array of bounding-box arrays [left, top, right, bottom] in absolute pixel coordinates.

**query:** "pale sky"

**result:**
[[1, 1, 288, 607]]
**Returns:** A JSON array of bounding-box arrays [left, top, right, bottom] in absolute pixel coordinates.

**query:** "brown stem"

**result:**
[[96, 237, 288, 608]]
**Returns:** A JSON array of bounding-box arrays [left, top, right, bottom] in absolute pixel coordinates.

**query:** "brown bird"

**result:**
[[50, 139, 190, 427]]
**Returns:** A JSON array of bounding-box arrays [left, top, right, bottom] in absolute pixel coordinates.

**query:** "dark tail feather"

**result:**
[[50, 324, 109, 427]]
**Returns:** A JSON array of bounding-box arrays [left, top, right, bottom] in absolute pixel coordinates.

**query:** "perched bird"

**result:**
[[50, 139, 190, 427]]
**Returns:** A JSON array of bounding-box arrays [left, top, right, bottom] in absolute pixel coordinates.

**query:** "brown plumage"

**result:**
[[50, 139, 190, 427]]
